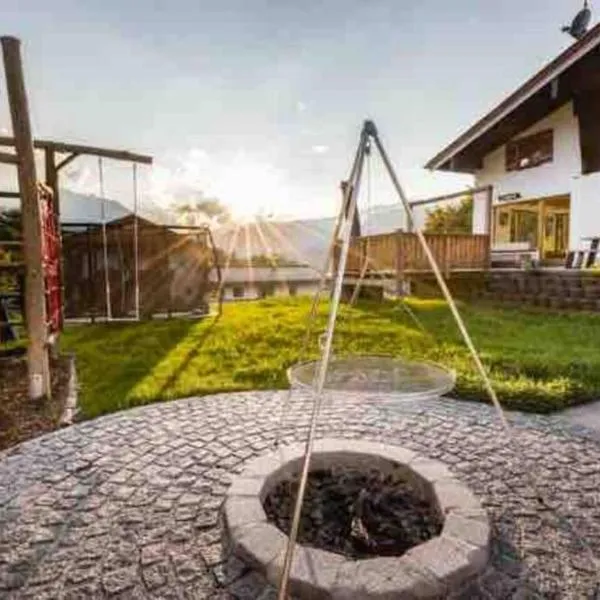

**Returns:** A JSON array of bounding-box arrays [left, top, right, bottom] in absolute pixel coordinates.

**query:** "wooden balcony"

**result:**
[[340, 232, 491, 278]]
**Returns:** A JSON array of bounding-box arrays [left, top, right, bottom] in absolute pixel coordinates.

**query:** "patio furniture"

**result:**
[[565, 237, 599, 269], [491, 242, 540, 268]]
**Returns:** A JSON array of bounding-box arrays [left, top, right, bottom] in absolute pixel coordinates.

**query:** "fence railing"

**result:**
[[342, 231, 490, 277]]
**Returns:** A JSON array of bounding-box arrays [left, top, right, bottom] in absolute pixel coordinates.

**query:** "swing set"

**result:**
[[0, 36, 221, 399], [59, 158, 222, 322]]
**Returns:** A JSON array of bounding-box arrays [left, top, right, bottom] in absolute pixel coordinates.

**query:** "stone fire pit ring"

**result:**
[[225, 439, 490, 599]]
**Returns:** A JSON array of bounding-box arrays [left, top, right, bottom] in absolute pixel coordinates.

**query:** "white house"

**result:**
[[215, 266, 326, 301], [426, 22, 600, 264]]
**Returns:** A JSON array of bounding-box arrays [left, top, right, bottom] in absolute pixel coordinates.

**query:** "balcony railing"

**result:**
[[340, 232, 491, 277]]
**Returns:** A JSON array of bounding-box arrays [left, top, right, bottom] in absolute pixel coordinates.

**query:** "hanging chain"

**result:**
[[132, 163, 140, 320], [349, 140, 372, 305], [273, 140, 366, 450]]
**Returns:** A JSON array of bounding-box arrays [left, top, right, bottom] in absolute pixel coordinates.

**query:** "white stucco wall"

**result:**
[[475, 102, 581, 204], [469, 102, 600, 249], [471, 188, 490, 234], [570, 173, 600, 247]]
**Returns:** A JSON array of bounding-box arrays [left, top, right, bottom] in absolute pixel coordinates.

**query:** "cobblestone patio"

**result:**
[[0, 391, 599, 599]]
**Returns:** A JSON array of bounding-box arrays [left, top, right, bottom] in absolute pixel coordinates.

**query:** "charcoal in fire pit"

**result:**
[[263, 466, 443, 559]]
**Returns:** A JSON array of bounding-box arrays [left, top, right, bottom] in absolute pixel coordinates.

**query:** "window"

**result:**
[[258, 283, 275, 298], [506, 130, 553, 171], [510, 209, 538, 246], [232, 285, 244, 299]]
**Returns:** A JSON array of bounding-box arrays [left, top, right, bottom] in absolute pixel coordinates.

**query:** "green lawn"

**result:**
[[61, 297, 600, 419]]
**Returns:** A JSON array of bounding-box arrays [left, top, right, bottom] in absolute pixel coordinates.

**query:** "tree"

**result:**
[[227, 253, 304, 268], [424, 196, 473, 234], [0, 209, 22, 294], [172, 194, 231, 227]]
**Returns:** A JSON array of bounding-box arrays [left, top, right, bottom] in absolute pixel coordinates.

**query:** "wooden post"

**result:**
[[537, 199, 546, 263], [86, 226, 95, 322], [396, 230, 404, 296], [1, 36, 50, 399]]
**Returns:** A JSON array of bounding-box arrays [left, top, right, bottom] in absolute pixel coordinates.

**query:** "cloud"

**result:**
[[296, 101, 307, 113], [311, 144, 329, 155], [149, 148, 291, 220], [62, 164, 97, 195]]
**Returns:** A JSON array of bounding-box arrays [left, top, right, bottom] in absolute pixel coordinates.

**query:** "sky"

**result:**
[[0, 0, 591, 220]]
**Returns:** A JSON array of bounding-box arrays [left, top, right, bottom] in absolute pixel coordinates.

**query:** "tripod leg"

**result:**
[[277, 129, 369, 600], [371, 129, 509, 431]]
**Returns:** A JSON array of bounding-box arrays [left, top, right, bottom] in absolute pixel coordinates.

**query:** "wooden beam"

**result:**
[[56, 152, 79, 171], [485, 186, 493, 238], [1, 36, 51, 399], [0, 149, 18, 164], [409, 185, 491, 208], [0, 135, 152, 164]]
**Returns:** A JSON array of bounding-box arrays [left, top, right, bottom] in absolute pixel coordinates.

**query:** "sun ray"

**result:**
[[251, 220, 277, 265], [259, 220, 326, 275], [242, 223, 255, 288], [215, 222, 242, 300]]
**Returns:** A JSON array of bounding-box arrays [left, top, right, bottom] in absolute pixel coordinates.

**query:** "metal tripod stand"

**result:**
[[277, 119, 510, 599]]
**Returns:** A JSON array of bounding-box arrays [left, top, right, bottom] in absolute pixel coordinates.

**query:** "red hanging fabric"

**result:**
[[39, 183, 61, 334]]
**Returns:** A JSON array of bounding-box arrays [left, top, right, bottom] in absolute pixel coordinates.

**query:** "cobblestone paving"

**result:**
[[0, 391, 599, 599]]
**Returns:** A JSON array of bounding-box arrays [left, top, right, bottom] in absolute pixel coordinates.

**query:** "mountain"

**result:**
[[1, 190, 434, 269], [59, 190, 130, 223], [0, 189, 175, 225], [212, 203, 426, 269]]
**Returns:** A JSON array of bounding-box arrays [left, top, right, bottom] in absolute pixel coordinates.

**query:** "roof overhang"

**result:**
[[426, 23, 600, 173]]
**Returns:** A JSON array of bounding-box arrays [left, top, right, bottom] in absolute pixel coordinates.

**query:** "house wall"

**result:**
[[472, 102, 600, 249], [472, 188, 491, 234], [222, 281, 321, 301], [475, 103, 581, 204], [571, 172, 600, 246]]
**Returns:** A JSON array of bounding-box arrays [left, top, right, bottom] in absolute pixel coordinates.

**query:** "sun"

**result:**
[[150, 150, 288, 224], [213, 155, 286, 223]]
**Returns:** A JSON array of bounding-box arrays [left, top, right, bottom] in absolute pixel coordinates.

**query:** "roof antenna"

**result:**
[[562, 0, 592, 40]]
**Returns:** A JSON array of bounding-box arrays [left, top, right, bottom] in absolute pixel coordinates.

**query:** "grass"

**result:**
[[60, 297, 600, 419]]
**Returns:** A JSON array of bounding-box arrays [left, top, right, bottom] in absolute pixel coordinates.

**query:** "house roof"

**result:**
[[425, 22, 600, 172]]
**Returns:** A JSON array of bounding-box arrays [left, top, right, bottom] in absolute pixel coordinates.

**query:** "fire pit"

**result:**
[[225, 439, 490, 599]]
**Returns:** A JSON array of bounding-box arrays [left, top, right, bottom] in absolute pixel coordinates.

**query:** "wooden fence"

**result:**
[[342, 232, 490, 277]]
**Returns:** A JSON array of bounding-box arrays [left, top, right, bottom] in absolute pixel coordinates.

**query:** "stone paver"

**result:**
[[0, 391, 599, 599], [559, 399, 600, 438]]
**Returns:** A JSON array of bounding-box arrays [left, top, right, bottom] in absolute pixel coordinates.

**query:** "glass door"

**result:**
[[510, 209, 538, 246], [554, 213, 569, 255]]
